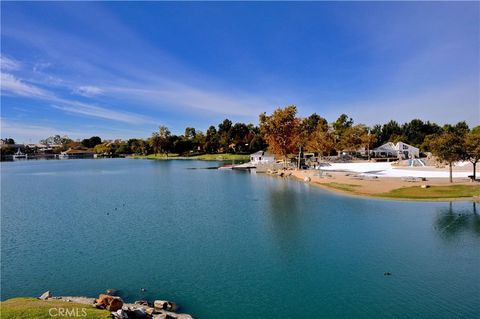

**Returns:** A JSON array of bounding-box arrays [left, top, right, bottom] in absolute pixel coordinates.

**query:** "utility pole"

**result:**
[[297, 145, 302, 170], [367, 128, 371, 161]]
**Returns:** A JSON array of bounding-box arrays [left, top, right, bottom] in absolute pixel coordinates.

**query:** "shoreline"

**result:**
[[1, 291, 195, 319], [273, 169, 480, 202]]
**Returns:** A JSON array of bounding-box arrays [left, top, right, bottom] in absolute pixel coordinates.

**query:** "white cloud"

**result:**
[[73, 85, 104, 97], [0, 73, 51, 98], [32, 61, 52, 73], [0, 56, 21, 71], [1, 73, 154, 125], [111, 82, 272, 118], [0, 118, 74, 143], [51, 100, 152, 125]]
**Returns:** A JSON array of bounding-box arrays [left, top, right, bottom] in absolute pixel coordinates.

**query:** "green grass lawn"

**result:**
[[380, 185, 480, 199], [132, 153, 180, 159], [0, 298, 111, 319], [133, 153, 250, 161], [191, 153, 250, 161], [322, 182, 361, 192]]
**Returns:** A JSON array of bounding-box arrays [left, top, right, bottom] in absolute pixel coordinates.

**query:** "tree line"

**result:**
[[3, 105, 478, 180], [258, 106, 479, 182]]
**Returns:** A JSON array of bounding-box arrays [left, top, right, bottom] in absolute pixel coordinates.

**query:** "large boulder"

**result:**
[[94, 294, 124, 311], [134, 300, 150, 307], [154, 300, 179, 312], [127, 308, 147, 319]]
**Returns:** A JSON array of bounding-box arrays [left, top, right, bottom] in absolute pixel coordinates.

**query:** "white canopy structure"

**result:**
[[373, 142, 419, 159]]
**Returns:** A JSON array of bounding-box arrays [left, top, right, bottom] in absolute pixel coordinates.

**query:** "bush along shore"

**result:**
[[2, 290, 195, 319]]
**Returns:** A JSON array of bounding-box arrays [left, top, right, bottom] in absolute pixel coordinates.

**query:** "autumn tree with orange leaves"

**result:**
[[259, 105, 301, 163]]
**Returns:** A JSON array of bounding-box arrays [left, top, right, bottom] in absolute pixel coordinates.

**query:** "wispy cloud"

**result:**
[[1, 73, 153, 124], [1, 73, 52, 98], [33, 61, 52, 73], [51, 100, 151, 125], [1, 11, 279, 120], [109, 82, 273, 118], [0, 118, 75, 142], [0, 55, 21, 71], [73, 85, 104, 97], [2, 1, 477, 144]]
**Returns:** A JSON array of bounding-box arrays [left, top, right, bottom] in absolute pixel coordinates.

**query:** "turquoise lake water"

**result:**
[[1, 159, 479, 318]]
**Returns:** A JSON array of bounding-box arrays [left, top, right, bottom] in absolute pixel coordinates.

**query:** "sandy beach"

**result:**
[[289, 162, 479, 200]]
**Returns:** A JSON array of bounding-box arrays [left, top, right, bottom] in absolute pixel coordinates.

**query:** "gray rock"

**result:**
[[127, 308, 147, 319], [38, 291, 51, 300], [134, 300, 150, 306], [154, 300, 179, 312], [154, 300, 167, 310], [112, 309, 129, 319]]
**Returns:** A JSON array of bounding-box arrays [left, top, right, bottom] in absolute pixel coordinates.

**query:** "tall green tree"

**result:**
[[428, 132, 466, 183], [205, 126, 219, 153], [81, 136, 102, 148], [333, 114, 353, 141], [465, 128, 480, 180], [302, 113, 328, 135], [158, 125, 172, 156], [1, 138, 15, 144], [149, 132, 161, 155], [184, 127, 196, 140]]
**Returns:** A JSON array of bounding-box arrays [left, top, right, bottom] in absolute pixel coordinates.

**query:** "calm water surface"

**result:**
[[1, 159, 479, 318]]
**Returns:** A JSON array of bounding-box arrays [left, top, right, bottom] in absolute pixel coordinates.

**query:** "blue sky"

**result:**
[[1, 2, 479, 143]]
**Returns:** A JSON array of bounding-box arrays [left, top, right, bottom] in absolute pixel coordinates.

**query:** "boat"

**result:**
[[13, 148, 27, 159]]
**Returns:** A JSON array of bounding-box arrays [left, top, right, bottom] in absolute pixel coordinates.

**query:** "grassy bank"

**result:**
[[132, 153, 179, 159], [132, 153, 250, 161], [322, 182, 361, 192], [191, 153, 249, 161], [380, 185, 480, 200], [310, 179, 480, 201], [0, 298, 111, 319]]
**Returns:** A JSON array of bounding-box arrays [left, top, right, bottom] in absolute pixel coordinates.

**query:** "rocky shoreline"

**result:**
[[38, 290, 194, 319]]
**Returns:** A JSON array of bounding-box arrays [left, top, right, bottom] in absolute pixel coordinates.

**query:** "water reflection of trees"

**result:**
[[434, 202, 480, 238], [265, 180, 305, 252]]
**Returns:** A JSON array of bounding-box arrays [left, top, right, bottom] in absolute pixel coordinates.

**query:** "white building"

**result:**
[[250, 151, 275, 164], [373, 142, 419, 159], [395, 141, 419, 159]]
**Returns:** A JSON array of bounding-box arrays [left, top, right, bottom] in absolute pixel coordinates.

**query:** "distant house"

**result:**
[[250, 151, 275, 164], [373, 142, 419, 159], [60, 148, 94, 159]]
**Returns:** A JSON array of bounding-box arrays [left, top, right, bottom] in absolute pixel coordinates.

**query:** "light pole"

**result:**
[[367, 128, 371, 161]]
